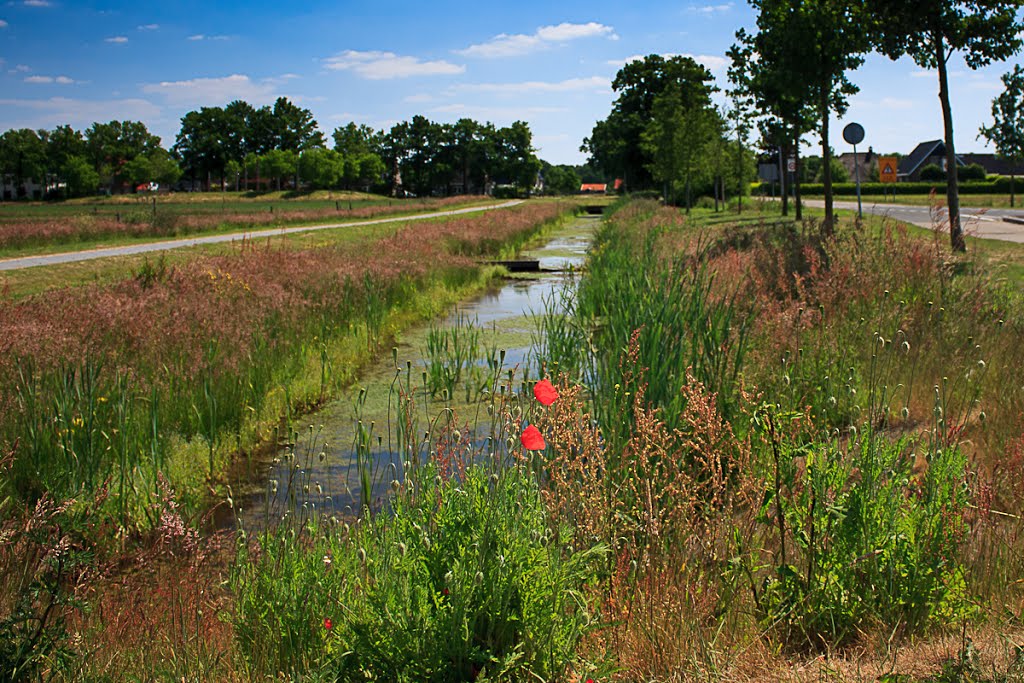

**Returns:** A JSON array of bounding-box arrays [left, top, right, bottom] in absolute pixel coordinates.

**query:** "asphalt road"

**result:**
[[0, 200, 524, 272], [804, 199, 1024, 244]]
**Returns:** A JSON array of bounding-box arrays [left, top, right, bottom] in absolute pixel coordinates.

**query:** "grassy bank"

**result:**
[[5, 197, 1024, 680], [0, 201, 572, 530]]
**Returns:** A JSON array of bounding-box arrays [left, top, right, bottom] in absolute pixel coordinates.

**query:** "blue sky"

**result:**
[[0, 0, 1020, 165]]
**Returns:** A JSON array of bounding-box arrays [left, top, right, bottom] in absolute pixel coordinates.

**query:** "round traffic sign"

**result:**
[[843, 122, 865, 145]]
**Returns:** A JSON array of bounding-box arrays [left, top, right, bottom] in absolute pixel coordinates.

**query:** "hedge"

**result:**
[[756, 176, 1019, 196]]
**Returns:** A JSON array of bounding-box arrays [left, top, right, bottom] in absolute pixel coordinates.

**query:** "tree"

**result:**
[[541, 163, 582, 195], [299, 148, 344, 189], [174, 107, 232, 190], [815, 156, 849, 183], [494, 121, 541, 194], [642, 89, 719, 210], [867, 0, 1024, 251], [979, 64, 1024, 207], [583, 55, 716, 190], [260, 149, 297, 191], [733, 0, 870, 234], [62, 155, 99, 197], [0, 128, 47, 198], [85, 121, 161, 191], [272, 97, 325, 153]]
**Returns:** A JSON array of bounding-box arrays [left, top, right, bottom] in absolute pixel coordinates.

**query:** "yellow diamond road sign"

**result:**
[[879, 156, 898, 184]]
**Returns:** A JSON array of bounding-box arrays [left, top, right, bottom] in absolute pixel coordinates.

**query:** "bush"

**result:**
[[231, 461, 603, 680], [959, 163, 988, 182], [754, 408, 970, 647], [920, 163, 946, 181]]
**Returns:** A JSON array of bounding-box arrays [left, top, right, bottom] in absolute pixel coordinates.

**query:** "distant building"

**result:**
[[837, 152, 877, 183], [580, 183, 607, 194], [898, 140, 965, 181], [958, 153, 1024, 177]]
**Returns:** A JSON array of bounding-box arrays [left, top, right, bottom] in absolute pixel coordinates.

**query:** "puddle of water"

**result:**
[[232, 215, 597, 528]]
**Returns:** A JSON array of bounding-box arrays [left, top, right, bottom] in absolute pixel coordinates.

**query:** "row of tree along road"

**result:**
[[582, 1, 1024, 252]]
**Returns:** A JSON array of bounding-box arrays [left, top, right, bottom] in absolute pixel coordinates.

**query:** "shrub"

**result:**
[[231, 460, 603, 680], [920, 163, 946, 181], [959, 163, 988, 182], [752, 405, 970, 647]]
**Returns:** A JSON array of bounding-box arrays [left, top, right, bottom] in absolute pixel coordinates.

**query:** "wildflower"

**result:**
[[520, 424, 546, 451], [324, 618, 332, 630], [533, 378, 559, 406]]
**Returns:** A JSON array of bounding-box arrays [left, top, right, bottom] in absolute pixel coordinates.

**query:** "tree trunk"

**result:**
[[1011, 173, 1016, 208], [821, 92, 834, 237], [794, 133, 803, 221], [780, 141, 789, 217], [935, 30, 965, 252]]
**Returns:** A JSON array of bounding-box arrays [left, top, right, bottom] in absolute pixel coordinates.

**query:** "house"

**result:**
[[837, 151, 877, 183], [957, 153, 1024, 177], [580, 183, 607, 194], [898, 140, 965, 181]]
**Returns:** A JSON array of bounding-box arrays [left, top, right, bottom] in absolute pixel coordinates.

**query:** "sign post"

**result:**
[[878, 155, 898, 201], [842, 122, 865, 219]]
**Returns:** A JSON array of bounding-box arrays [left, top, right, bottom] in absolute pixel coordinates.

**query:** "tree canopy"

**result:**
[[583, 55, 717, 191]]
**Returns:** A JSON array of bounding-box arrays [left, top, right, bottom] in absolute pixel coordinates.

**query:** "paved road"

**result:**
[[0, 200, 525, 272], [803, 199, 1024, 244]]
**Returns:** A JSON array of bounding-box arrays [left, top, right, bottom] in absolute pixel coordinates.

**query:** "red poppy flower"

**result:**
[[520, 424, 546, 451], [533, 378, 559, 406], [442, 587, 449, 596], [324, 618, 332, 630]]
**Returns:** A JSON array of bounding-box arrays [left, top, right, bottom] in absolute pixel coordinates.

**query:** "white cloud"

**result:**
[[11, 64, 31, 73], [187, 34, 230, 41], [137, 23, 159, 31], [404, 93, 436, 103], [0, 19, 8, 28], [688, 3, 733, 14], [23, 0, 51, 6], [105, 36, 128, 44], [430, 103, 567, 118], [684, 53, 729, 72], [910, 69, 935, 79], [456, 22, 617, 58], [324, 50, 464, 79], [24, 74, 78, 84], [0, 96, 162, 129], [536, 22, 616, 42], [141, 73, 279, 107], [455, 76, 611, 95]]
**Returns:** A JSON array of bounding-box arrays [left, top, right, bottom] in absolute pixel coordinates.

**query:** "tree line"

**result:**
[[0, 97, 562, 200]]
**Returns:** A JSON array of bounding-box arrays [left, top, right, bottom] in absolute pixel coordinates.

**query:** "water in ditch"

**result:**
[[233, 214, 597, 529]]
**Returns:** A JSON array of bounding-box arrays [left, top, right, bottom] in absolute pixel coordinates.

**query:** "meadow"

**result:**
[[2, 196, 1024, 681]]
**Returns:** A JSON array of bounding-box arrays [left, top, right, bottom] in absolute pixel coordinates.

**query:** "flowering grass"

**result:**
[[0, 201, 569, 529], [0, 194, 488, 255], [530, 198, 1024, 676]]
